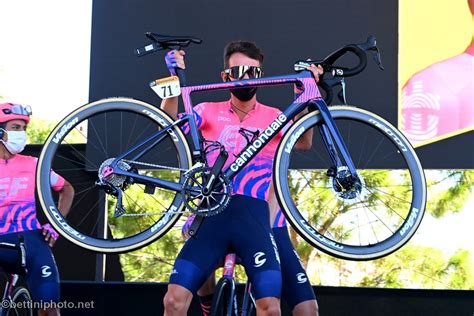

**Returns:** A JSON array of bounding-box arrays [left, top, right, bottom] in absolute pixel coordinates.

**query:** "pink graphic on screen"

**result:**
[[401, 1, 474, 145]]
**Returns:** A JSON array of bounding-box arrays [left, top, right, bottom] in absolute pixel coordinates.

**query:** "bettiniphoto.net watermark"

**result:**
[[1, 299, 95, 310]]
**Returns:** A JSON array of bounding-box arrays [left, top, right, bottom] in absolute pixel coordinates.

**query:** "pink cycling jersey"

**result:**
[[0, 154, 64, 234], [192, 100, 284, 201], [402, 50, 474, 144]]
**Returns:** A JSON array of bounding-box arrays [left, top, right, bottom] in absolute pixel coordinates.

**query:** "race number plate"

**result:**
[[150, 76, 181, 99]]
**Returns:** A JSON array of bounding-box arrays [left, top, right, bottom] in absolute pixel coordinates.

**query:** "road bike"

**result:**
[[36, 33, 426, 260], [0, 238, 33, 316]]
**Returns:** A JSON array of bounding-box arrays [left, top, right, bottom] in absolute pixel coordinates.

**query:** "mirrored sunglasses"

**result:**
[[224, 65, 263, 80]]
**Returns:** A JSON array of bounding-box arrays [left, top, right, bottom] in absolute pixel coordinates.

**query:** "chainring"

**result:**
[[181, 166, 231, 217]]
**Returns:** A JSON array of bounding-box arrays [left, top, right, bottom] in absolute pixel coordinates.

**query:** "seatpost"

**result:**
[[176, 68, 187, 87]]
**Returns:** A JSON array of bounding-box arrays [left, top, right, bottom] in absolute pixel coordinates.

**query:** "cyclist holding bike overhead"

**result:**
[[0, 103, 75, 316], [161, 41, 321, 316]]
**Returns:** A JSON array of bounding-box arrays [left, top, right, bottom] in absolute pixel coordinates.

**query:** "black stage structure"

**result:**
[[25, 0, 474, 315]]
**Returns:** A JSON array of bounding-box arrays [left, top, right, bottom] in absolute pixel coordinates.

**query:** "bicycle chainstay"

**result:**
[[97, 158, 189, 218]]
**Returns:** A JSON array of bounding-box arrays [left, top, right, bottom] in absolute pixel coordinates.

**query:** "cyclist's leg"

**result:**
[[230, 195, 282, 315], [197, 273, 216, 296], [165, 213, 231, 315], [181, 214, 216, 315], [164, 284, 194, 316], [23, 230, 60, 315], [168, 270, 215, 316], [272, 226, 319, 316], [196, 272, 215, 316]]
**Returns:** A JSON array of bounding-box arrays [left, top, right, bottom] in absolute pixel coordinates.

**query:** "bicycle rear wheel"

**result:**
[[5, 287, 33, 316], [210, 278, 237, 316], [274, 106, 426, 260], [36, 98, 192, 253]]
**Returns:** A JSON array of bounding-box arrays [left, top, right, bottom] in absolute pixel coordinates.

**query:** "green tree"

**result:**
[[426, 170, 473, 217], [115, 169, 474, 288], [298, 170, 474, 289], [27, 118, 56, 144]]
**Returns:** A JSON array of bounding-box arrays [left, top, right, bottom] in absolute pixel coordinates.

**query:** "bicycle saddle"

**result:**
[[145, 32, 202, 47]]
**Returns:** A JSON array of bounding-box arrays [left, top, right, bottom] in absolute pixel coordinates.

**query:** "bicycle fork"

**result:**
[[312, 100, 361, 195]]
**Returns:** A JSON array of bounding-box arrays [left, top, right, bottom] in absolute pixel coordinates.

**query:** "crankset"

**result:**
[[181, 166, 231, 217]]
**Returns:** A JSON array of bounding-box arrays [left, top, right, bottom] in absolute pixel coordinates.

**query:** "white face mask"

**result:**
[[1, 130, 28, 154]]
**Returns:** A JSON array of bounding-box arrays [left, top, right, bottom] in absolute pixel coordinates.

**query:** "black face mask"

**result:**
[[230, 87, 258, 101]]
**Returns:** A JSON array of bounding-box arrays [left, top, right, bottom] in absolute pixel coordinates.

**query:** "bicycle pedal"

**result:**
[[144, 184, 156, 195]]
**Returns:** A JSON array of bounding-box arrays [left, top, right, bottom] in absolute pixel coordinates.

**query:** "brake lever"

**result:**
[[338, 78, 347, 104], [356, 36, 384, 71], [372, 47, 384, 70]]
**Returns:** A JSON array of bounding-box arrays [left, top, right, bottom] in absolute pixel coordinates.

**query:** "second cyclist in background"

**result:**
[[0, 103, 75, 316]]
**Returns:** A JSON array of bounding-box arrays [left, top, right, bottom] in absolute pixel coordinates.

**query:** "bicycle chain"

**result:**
[[120, 210, 185, 217], [122, 159, 188, 172]]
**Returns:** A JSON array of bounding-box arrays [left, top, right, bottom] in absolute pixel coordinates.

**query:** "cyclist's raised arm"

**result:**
[[58, 179, 74, 217], [161, 97, 179, 119], [160, 50, 186, 119]]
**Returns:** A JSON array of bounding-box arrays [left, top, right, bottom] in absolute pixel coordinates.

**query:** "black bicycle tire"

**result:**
[[6, 287, 33, 316], [240, 281, 256, 316], [274, 106, 426, 260], [209, 278, 236, 316], [36, 97, 193, 253]]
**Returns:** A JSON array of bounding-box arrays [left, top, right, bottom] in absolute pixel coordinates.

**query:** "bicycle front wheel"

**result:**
[[210, 278, 237, 316], [274, 106, 426, 260], [37, 98, 192, 253]]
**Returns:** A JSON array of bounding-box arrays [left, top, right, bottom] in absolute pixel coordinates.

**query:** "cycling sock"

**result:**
[[198, 293, 214, 316]]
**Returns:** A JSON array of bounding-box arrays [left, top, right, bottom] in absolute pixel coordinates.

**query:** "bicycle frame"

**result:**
[[0, 240, 28, 314], [108, 70, 359, 192], [1, 274, 19, 301]]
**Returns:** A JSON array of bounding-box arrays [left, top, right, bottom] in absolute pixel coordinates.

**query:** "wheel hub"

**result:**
[[330, 166, 365, 200], [98, 158, 131, 188]]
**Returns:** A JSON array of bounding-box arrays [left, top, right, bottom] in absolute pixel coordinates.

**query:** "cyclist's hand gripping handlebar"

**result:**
[[294, 35, 384, 104]]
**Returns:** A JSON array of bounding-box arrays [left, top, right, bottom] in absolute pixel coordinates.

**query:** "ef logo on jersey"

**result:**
[[41, 265, 52, 278], [253, 252, 266, 267], [0, 177, 28, 198]]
